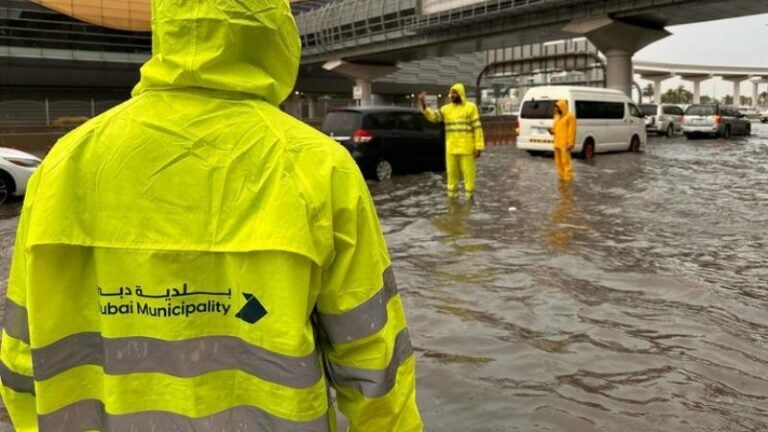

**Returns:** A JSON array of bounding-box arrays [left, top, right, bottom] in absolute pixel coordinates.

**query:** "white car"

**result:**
[[760, 110, 768, 124], [0, 147, 42, 204]]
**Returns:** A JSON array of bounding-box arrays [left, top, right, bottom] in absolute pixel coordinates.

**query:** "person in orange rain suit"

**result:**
[[549, 100, 576, 182]]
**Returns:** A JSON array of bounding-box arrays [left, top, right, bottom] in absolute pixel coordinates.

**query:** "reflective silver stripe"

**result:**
[[38, 399, 331, 432], [318, 268, 398, 345], [327, 328, 413, 399], [3, 298, 29, 344], [0, 360, 35, 395], [32, 333, 321, 388]]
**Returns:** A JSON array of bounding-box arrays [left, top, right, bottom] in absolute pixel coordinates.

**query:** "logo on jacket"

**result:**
[[98, 284, 268, 324], [235, 293, 268, 324]]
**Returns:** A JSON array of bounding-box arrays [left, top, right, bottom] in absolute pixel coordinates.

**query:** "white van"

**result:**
[[516, 86, 646, 159]]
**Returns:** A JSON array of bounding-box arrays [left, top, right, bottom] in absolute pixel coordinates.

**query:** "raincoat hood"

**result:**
[[450, 83, 467, 103], [555, 99, 569, 116], [133, 0, 301, 105]]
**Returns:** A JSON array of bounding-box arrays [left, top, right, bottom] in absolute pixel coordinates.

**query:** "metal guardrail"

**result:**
[[0, 99, 121, 126]]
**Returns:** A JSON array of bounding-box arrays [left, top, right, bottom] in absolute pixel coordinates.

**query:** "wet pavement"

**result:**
[[1, 124, 767, 431]]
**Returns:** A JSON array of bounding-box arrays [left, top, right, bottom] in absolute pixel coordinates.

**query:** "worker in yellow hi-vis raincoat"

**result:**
[[419, 84, 485, 199], [0, 0, 423, 431]]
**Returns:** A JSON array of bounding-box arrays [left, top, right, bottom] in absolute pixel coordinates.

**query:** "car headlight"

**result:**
[[4, 157, 41, 168]]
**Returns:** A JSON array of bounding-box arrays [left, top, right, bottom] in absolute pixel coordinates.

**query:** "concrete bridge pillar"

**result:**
[[653, 79, 664, 104], [752, 81, 759, 109], [322, 60, 398, 107], [679, 75, 710, 104], [752, 78, 768, 108], [722, 75, 750, 106], [640, 74, 673, 103], [355, 78, 373, 107], [307, 95, 321, 119], [564, 17, 670, 97], [283, 93, 303, 119]]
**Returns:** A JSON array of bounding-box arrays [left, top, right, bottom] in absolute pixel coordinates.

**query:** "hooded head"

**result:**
[[449, 83, 467, 105], [554, 100, 569, 117], [133, 0, 301, 106]]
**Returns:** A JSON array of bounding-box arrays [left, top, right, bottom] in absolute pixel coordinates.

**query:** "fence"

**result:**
[[0, 99, 124, 128]]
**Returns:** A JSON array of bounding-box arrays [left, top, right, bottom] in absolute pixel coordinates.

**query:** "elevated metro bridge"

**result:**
[[296, 0, 768, 97]]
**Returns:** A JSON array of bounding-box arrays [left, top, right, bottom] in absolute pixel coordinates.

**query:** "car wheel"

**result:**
[[580, 139, 595, 160], [629, 135, 641, 153], [0, 173, 9, 205], [722, 126, 731, 139], [745, 124, 751, 136], [375, 159, 393, 181], [666, 125, 673, 138]]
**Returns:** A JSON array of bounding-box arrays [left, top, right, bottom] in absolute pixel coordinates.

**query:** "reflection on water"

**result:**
[[1, 127, 768, 431], [546, 183, 576, 252], [432, 198, 474, 238]]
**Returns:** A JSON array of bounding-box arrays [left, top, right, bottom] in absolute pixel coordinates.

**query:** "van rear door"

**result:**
[[519, 99, 556, 147]]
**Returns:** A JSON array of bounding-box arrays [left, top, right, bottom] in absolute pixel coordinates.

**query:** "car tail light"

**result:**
[[713, 115, 722, 124], [514, 120, 520, 136], [681, 117, 685, 124], [353, 129, 374, 144]]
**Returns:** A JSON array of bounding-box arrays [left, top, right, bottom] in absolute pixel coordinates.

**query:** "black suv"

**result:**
[[322, 107, 445, 180]]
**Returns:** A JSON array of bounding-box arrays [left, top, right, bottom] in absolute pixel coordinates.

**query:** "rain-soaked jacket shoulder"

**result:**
[[552, 99, 576, 149], [0, 1, 422, 431], [422, 83, 485, 155]]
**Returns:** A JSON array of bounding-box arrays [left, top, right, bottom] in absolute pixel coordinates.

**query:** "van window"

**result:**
[[520, 100, 556, 119], [629, 104, 643, 118], [575, 101, 625, 119], [685, 105, 716, 116], [640, 104, 658, 117]]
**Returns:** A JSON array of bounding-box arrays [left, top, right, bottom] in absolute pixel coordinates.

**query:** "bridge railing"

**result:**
[[411, 0, 557, 31], [296, 0, 561, 55], [297, 0, 418, 53]]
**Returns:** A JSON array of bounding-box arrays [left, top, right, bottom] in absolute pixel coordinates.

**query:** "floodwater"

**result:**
[[372, 124, 768, 431], [1, 125, 767, 431]]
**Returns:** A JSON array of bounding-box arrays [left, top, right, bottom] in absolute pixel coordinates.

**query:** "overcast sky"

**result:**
[[635, 13, 768, 100]]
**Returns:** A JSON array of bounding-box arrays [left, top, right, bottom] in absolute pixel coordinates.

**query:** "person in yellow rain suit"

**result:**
[[549, 100, 576, 182], [418, 84, 485, 199], [0, 0, 423, 431]]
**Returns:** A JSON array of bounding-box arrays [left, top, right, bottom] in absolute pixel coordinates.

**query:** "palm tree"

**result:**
[[642, 83, 654, 103], [661, 85, 692, 104]]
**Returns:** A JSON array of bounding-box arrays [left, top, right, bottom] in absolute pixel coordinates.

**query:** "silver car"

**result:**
[[682, 104, 751, 139], [640, 103, 684, 138]]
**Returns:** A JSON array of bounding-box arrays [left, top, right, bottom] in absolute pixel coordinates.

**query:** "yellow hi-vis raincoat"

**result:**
[[422, 83, 485, 197], [0, 0, 423, 431], [551, 99, 576, 182]]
